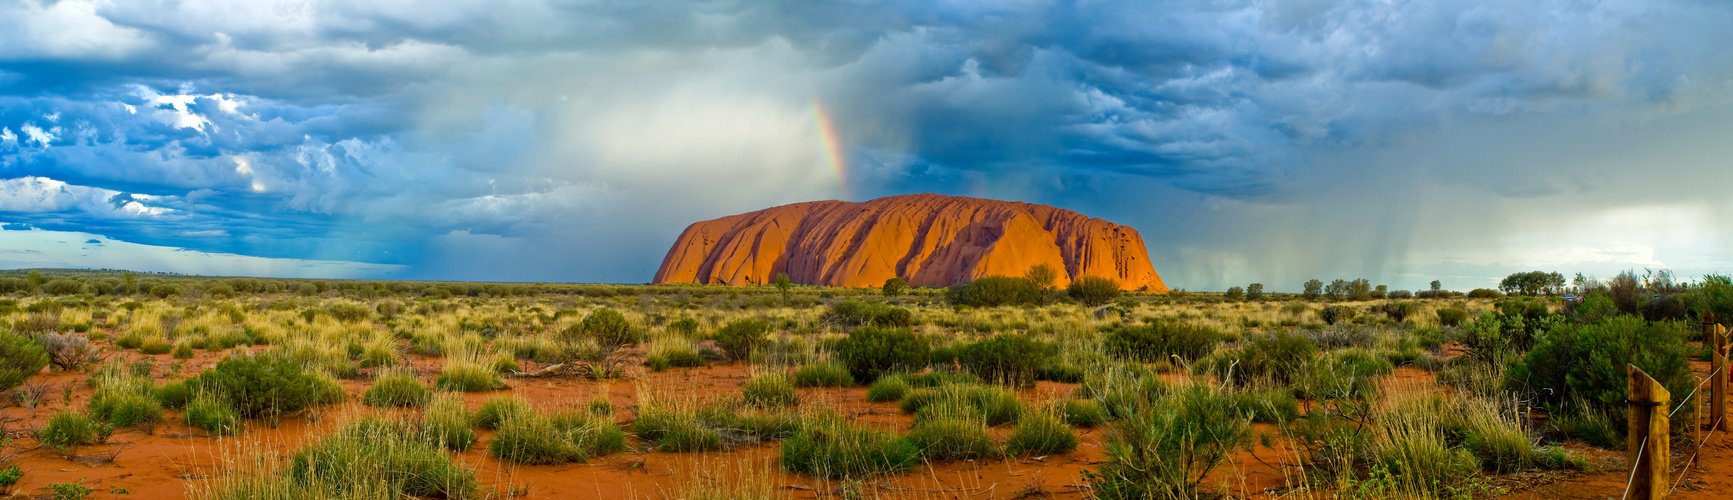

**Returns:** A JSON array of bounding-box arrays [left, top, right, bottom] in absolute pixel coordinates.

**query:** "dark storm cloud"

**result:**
[[1, 0, 1730, 285]]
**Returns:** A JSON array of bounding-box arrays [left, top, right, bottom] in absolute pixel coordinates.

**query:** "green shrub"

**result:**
[[490, 410, 625, 464], [1067, 276, 1123, 308], [190, 354, 344, 418], [1105, 322, 1222, 362], [823, 300, 914, 329], [946, 276, 1042, 307], [154, 380, 193, 409], [643, 341, 706, 371], [1319, 305, 1356, 325], [632, 404, 725, 452], [421, 394, 476, 451], [1435, 307, 1468, 327], [742, 373, 798, 407], [172, 342, 195, 359], [1380, 301, 1422, 323], [866, 374, 911, 402], [472, 396, 534, 430], [779, 415, 919, 479], [435, 362, 506, 392], [792, 361, 851, 387], [1506, 315, 1693, 431], [1085, 386, 1251, 500], [667, 317, 702, 336], [958, 335, 1056, 386], [572, 308, 637, 350], [712, 318, 770, 361], [86, 383, 162, 428], [185, 393, 242, 435], [1228, 388, 1300, 423], [288, 418, 477, 499], [362, 371, 432, 408], [38, 410, 110, 447], [1005, 412, 1078, 456], [834, 327, 929, 384], [0, 334, 47, 392]]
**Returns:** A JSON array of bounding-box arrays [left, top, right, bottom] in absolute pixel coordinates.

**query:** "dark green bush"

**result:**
[[190, 355, 345, 418], [712, 318, 770, 361], [1506, 315, 1693, 432], [1437, 307, 1469, 327], [834, 327, 929, 384], [324, 303, 372, 323], [1067, 276, 1123, 308], [946, 276, 1041, 307], [823, 300, 913, 329], [1380, 301, 1421, 322], [0, 334, 47, 392], [1105, 322, 1222, 362], [958, 335, 1056, 386], [1319, 305, 1356, 325]]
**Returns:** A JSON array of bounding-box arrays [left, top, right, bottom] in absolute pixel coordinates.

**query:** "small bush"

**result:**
[[435, 362, 506, 392], [573, 308, 637, 351], [958, 335, 1056, 386], [792, 361, 851, 387], [1105, 322, 1222, 362], [362, 371, 432, 408], [1202, 330, 1317, 387], [1319, 305, 1356, 325], [712, 318, 770, 361], [823, 300, 914, 329], [472, 396, 535, 429], [1005, 411, 1079, 456], [1437, 308, 1469, 327], [742, 373, 798, 407], [780, 415, 919, 479], [172, 342, 195, 359], [490, 410, 626, 464], [0, 334, 48, 391], [138, 337, 173, 355], [185, 393, 242, 435], [190, 354, 344, 418], [866, 374, 911, 402], [946, 276, 1042, 307], [834, 327, 929, 384], [901, 384, 1023, 426], [39, 410, 110, 447], [643, 339, 706, 371], [1068, 276, 1123, 308], [33, 333, 92, 373], [1506, 315, 1693, 431], [1086, 386, 1251, 500], [633, 404, 725, 452], [86, 378, 162, 428], [154, 380, 193, 408]]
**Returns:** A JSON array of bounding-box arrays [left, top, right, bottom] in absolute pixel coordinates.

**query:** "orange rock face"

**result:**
[[652, 194, 1168, 291]]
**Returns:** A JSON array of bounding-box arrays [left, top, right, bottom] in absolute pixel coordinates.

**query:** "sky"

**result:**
[[1, 0, 1731, 292]]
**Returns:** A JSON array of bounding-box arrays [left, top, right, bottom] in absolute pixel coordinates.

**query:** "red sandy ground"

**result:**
[[2, 343, 1729, 499]]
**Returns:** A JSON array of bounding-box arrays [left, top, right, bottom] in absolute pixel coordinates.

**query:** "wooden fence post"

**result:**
[[1716, 325, 1729, 432], [1628, 364, 1670, 500]]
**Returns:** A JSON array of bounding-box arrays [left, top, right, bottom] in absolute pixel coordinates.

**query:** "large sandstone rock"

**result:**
[[651, 193, 1168, 291]]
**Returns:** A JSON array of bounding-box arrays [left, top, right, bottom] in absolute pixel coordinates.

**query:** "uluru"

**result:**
[[652, 193, 1168, 291]]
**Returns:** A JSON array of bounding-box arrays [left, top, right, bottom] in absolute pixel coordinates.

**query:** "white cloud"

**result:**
[[0, 176, 179, 218]]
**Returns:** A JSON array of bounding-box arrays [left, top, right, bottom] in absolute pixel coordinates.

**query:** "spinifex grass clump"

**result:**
[[906, 402, 1000, 461], [792, 361, 851, 387], [363, 371, 432, 407], [780, 414, 918, 479], [86, 369, 163, 428], [1086, 385, 1251, 500], [741, 372, 797, 407], [471, 395, 534, 429], [184, 392, 242, 435], [866, 373, 911, 402], [216, 418, 477, 499], [633, 402, 725, 452], [1005, 410, 1079, 456], [435, 361, 506, 392], [1061, 399, 1108, 427], [489, 407, 626, 464], [38, 410, 110, 448], [643, 336, 706, 371], [900, 383, 1023, 426], [421, 394, 476, 451]]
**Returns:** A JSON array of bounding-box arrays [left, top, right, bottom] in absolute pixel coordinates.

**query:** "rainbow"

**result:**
[[810, 99, 850, 200]]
